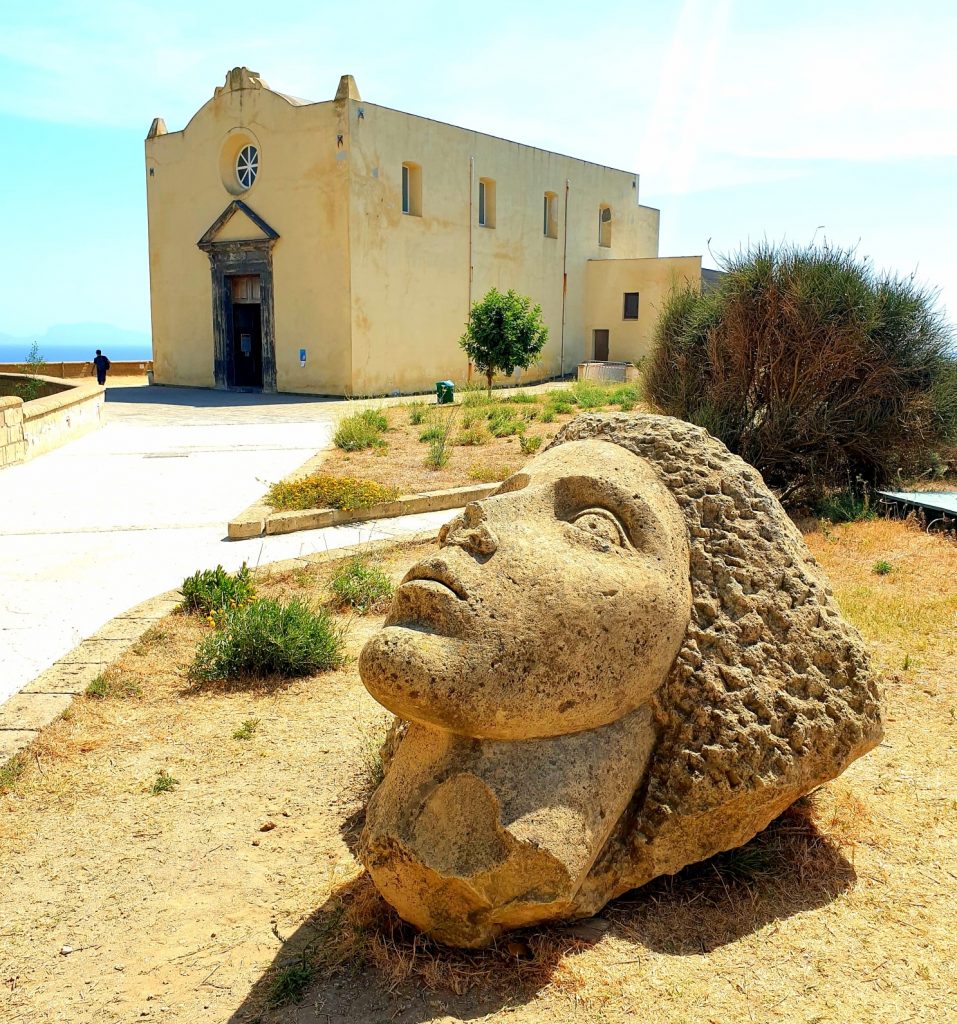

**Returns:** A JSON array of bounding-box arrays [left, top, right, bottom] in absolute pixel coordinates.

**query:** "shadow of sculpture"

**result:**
[[225, 797, 855, 1023]]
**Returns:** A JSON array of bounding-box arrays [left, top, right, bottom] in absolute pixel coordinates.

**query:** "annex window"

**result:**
[[543, 191, 558, 238], [623, 292, 639, 320], [598, 204, 612, 247], [478, 177, 496, 228], [401, 162, 422, 216]]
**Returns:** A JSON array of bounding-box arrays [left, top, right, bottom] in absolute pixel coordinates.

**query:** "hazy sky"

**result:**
[[1, 0, 955, 338]]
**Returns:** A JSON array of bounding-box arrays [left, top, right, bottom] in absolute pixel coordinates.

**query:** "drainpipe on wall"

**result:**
[[467, 156, 475, 382], [560, 179, 570, 379]]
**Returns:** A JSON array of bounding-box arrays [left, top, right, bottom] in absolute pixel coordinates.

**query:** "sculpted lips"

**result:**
[[388, 565, 471, 635], [401, 566, 468, 601]]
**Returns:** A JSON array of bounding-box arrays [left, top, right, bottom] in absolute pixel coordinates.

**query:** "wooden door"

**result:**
[[593, 329, 609, 361]]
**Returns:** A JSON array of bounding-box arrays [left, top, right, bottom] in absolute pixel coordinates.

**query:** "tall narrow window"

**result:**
[[543, 191, 558, 238], [478, 177, 496, 228], [598, 204, 612, 247], [623, 292, 639, 320], [401, 162, 422, 216]]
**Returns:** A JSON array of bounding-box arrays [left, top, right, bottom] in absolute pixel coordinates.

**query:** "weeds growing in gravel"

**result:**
[[232, 718, 261, 740], [151, 770, 178, 795], [330, 556, 394, 613]]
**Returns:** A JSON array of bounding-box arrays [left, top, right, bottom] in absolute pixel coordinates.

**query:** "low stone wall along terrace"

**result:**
[[0, 374, 105, 468]]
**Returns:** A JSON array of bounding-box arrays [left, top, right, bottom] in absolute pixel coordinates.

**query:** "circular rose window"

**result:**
[[236, 145, 259, 189]]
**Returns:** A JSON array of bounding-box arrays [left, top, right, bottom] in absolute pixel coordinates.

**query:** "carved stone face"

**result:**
[[359, 439, 692, 740]]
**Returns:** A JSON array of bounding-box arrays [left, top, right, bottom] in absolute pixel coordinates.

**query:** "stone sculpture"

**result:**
[[358, 413, 883, 947]]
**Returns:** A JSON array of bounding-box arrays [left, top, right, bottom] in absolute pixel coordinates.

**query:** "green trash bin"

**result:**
[[435, 380, 455, 405]]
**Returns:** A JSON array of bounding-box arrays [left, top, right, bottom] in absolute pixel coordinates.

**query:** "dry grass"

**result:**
[[318, 383, 647, 497], [1, 523, 956, 1023]]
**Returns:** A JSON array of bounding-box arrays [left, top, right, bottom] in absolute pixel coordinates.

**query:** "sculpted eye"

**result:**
[[570, 509, 627, 548]]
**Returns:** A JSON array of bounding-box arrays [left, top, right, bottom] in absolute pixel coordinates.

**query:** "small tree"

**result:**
[[460, 288, 548, 395], [645, 242, 957, 506], [16, 341, 46, 402]]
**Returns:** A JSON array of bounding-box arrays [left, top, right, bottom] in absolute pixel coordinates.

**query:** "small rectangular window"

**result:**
[[478, 178, 495, 228], [401, 162, 421, 216], [623, 292, 639, 320], [599, 205, 612, 247], [543, 191, 558, 238]]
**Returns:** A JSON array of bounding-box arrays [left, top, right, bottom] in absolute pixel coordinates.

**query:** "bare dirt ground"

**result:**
[[1, 522, 956, 1024]]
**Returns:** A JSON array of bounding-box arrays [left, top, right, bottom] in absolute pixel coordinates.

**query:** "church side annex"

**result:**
[[145, 68, 704, 396]]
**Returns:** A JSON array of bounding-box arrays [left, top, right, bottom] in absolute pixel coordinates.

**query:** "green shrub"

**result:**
[[181, 563, 254, 616], [456, 423, 490, 446], [816, 488, 876, 523], [873, 560, 893, 576], [266, 474, 398, 512], [461, 407, 488, 430], [504, 391, 539, 404], [334, 408, 388, 451], [539, 407, 556, 423], [406, 401, 428, 425], [424, 409, 457, 468], [330, 556, 394, 612], [487, 407, 524, 437], [418, 423, 445, 443], [645, 242, 957, 505], [546, 394, 575, 415], [190, 598, 346, 682], [570, 381, 610, 410], [426, 439, 452, 468], [610, 382, 643, 411], [519, 434, 543, 455]]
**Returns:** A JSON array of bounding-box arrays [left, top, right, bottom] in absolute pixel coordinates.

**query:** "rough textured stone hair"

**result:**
[[552, 413, 882, 885]]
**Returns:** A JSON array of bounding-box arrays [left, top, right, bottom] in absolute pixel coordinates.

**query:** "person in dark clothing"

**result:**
[[93, 349, 111, 386]]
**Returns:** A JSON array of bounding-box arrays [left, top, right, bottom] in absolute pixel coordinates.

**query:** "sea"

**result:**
[[0, 343, 153, 363]]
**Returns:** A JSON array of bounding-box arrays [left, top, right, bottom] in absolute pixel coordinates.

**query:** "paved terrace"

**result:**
[[0, 383, 455, 706]]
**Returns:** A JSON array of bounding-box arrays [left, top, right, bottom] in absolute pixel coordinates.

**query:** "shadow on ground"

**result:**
[[105, 385, 346, 410], [226, 799, 855, 1023]]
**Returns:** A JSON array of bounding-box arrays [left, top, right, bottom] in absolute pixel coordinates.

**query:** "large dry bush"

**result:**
[[645, 243, 957, 504]]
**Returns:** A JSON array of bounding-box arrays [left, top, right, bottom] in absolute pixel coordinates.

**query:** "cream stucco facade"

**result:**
[[145, 68, 703, 395]]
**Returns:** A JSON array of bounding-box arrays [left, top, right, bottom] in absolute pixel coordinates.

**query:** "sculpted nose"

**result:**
[[439, 502, 499, 556]]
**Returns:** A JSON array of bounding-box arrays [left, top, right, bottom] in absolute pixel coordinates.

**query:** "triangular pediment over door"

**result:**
[[197, 200, 280, 247]]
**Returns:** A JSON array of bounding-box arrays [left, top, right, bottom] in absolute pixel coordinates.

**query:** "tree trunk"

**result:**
[[486, 370, 493, 397]]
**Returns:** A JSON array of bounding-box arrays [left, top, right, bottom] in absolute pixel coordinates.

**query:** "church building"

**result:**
[[145, 68, 704, 395]]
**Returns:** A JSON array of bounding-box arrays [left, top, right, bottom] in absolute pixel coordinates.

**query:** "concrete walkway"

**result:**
[[0, 384, 454, 706]]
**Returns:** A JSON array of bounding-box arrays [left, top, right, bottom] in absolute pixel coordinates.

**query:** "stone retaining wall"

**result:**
[[0, 397, 26, 467], [0, 360, 152, 379], [0, 374, 105, 467]]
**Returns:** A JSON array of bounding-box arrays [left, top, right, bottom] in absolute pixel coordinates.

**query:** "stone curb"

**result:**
[[0, 528, 440, 769], [228, 482, 495, 539]]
